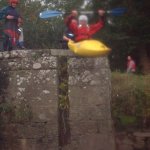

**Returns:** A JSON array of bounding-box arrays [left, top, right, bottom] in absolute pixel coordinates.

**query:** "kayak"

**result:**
[[68, 39, 111, 57]]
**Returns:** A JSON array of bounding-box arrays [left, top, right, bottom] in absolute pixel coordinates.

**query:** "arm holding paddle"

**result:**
[[39, 7, 126, 19], [64, 10, 78, 26], [88, 9, 105, 36], [63, 10, 79, 42], [63, 9, 106, 42]]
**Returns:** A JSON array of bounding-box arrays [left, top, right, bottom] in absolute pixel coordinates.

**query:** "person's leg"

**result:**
[[19, 41, 25, 49], [3, 34, 13, 51], [0, 35, 4, 51]]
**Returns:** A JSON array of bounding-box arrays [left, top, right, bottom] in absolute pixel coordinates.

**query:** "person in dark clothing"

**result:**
[[64, 9, 78, 40], [61, 10, 78, 48], [3, 0, 22, 50]]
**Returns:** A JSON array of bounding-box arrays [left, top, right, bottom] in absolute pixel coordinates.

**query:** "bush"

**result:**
[[111, 72, 150, 130]]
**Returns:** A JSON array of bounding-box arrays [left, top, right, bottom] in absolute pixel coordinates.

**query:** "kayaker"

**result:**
[[63, 9, 105, 42]]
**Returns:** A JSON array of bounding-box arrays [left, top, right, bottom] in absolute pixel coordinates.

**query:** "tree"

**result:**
[[17, 0, 83, 49], [1, 0, 149, 74], [92, 0, 150, 73]]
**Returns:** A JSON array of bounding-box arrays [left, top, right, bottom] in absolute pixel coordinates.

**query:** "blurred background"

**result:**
[[0, 0, 150, 132]]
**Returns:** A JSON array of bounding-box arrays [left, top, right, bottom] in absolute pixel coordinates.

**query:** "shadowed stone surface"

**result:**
[[65, 57, 115, 150], [0, 49, 115, 150], [0, 50, 58, 150]]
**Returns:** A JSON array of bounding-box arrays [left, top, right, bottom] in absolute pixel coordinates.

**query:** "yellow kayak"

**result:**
[[68, 39, 111, 57]]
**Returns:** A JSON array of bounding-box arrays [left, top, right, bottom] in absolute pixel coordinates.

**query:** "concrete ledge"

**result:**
[[0, 49, 109, 58], [51, 49, 75, 56], [0, 49, 76, 59], [133, 132, 150, 138]]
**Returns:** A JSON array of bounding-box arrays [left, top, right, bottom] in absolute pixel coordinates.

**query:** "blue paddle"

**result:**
[[107, 8, 127, 16], [39, 8, 127, 19]]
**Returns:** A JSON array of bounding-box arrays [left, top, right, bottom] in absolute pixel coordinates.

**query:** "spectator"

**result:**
[[127, 55, 136, 73], [17, 21, 25, 49], [3, 0, 22, 51]]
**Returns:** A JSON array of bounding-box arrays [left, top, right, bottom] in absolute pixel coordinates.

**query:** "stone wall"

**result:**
[[0, 49, 115, 150], [66, 57, 115, 150]]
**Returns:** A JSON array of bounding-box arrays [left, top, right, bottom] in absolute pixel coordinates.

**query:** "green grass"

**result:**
[[111, 72, 150, 130]]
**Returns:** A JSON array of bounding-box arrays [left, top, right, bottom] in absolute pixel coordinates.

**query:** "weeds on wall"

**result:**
[[0, 102, 14, 125], [0, 101, 33, 125], [14, 101, 33, 123], [58, 57, 70, 110], [58, 56, 70, 148]]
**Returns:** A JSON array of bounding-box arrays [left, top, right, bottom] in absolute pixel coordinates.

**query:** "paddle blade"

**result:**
[[39, 10, 63, 19], [108, 8, 127, 16]]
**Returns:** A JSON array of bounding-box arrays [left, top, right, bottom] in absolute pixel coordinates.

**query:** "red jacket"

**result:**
[[67, 17, 104, 42], [64, 14, 77, 27], [127, 60, 136, 72]]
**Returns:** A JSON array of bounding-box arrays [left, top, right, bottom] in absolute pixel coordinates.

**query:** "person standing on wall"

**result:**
[[3, 0, 22, 51], [17, 19, 25, 49]]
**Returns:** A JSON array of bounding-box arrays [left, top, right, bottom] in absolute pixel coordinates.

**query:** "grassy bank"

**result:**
[[111, 72, 150, 131]]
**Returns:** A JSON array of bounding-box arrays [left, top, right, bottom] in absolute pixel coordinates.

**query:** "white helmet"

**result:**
[[78, 15, 88, 24]]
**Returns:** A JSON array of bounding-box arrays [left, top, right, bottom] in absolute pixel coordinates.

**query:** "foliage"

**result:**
[[111, 72, 150, 130], [93, 0, 150, 71], [57, 56, 71, 146], [0, 0, 149, 71], [14, 101, 33, 123], [0, 103, 13, 127], [18, 0, 83, 49], [0, 101, 32, 124], [58, 57, 69, 110]]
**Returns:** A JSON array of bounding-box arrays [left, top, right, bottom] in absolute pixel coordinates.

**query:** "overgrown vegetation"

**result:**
[[58, 57, 69, 110], [111, 72, 150, 131], [0, 101, 33, 125], [58, 56, 70, 148]]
